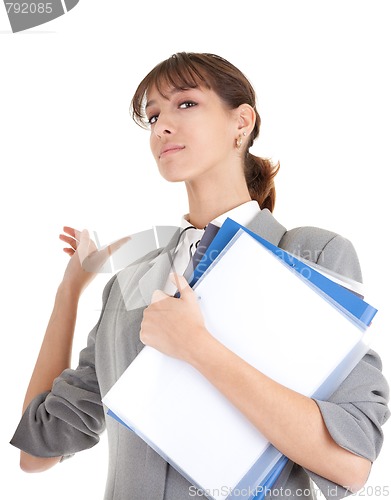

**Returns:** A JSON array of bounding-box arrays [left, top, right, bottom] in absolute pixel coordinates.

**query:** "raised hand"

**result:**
[[59, 226, 131, 296]]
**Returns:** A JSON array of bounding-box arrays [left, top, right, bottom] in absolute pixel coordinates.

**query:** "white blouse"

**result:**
[[163, 200, 260, 295]]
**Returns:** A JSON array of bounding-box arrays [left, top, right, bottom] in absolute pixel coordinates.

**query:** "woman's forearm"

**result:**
[[22, 283, 80, 412], [18, 227, 122, 472], [20, 282, 81, 472], [141, 275, 372, 491], [189, 330, 371, 492]]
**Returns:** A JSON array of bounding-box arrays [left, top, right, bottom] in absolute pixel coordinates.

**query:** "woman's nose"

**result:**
[[154, 113, 174, 138]]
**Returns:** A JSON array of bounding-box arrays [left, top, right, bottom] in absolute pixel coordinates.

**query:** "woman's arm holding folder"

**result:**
[[141, 273, 372, 493]]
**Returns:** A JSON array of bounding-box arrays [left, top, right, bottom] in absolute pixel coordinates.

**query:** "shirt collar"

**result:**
[[211, 200, 260, 227], [181, 200, 260, 230]]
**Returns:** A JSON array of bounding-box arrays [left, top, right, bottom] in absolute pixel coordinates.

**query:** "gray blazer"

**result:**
[[10, 209, 390, 500]]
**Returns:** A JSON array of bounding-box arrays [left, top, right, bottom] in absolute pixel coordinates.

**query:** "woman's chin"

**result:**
[[158, 168, 189, 183]]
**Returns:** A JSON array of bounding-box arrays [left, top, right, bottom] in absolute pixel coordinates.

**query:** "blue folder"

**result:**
[[252, 455, 289, 499]]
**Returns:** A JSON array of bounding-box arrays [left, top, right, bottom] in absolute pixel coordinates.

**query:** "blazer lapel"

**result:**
[[138, 209, 287, 305], [138, 227, 181, 305]]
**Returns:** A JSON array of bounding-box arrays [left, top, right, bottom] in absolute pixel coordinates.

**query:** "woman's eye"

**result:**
[[179, 101, 197, 109], [148, 114, 159, 125]]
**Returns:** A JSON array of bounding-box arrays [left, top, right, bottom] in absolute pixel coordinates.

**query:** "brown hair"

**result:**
[[130, 52, 279, 212]]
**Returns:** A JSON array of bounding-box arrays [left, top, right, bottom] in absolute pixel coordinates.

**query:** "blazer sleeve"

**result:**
[[10, 274, 117, 458], [303, 234, 390, 498], [307, 350, 390, 498]]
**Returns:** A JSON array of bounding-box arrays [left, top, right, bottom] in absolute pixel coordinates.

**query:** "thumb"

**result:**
[[106, 235, 132, 256], [151, 289, 170, 304], [170, 273, 194, 300], [78, 229, 92, 264]]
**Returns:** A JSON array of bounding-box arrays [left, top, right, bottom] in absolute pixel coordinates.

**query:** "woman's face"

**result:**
[[146, 84, 239, 183]]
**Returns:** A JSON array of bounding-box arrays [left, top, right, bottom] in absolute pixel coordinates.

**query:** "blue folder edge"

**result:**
[[189, 218, 377, 328], [257, 456, 289, 498], [106, 407, 288, 500], [249, 455, 289, 500]]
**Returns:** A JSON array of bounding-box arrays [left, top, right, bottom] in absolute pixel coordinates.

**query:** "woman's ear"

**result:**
[[237, 104, 256, 135]]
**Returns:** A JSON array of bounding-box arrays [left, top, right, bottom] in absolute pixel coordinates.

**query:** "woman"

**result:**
[[11, 52, 389, 500]]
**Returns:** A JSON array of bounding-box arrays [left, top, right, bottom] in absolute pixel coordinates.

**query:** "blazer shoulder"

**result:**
[[279, 226, 363, 283]]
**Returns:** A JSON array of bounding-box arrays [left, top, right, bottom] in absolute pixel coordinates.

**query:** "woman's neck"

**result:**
[[185, 176, 252, 229]]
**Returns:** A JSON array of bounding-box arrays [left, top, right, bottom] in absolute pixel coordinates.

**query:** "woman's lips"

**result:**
[[159, 145, 185, 158]]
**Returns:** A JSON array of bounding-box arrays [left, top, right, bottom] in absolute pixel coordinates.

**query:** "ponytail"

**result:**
[[244, 153, 279, 212]]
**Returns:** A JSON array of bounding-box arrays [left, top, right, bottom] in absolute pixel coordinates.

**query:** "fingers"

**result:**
[[63, 226, 81, 240], [59, 234, 78, 250], [59, 228, 131, 268], [60, 226, 82, 250], [59, 226, 84, 256], [62, 247, 75, 256]]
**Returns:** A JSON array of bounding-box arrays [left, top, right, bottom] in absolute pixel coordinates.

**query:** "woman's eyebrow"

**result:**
[[145, 99, 156, 110], [145, 88, 200, 110]]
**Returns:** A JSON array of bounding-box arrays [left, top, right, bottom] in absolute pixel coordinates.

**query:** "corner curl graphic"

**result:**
[[4, 0, 79, 33]]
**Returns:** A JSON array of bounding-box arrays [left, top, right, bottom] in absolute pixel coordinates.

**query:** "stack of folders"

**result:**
[[102, 218, 377, 500]]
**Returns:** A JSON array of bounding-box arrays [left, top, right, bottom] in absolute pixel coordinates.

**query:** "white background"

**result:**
[[1, 1, 390, 499]]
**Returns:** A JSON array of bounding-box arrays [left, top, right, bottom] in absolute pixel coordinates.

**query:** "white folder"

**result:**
[[102, 229, 373, 500]]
